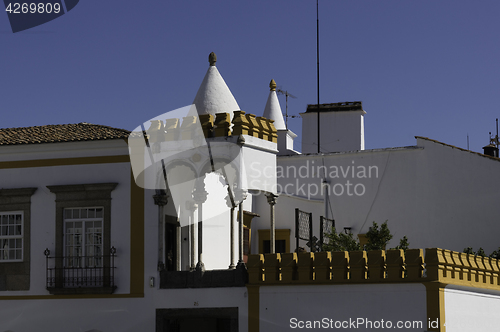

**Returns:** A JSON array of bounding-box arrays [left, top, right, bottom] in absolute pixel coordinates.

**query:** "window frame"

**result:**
[[47, 183, 117, 293], [63, 207, 104, 268], [258, 229, 291, 254], [0, 187, 36, 291], [0, 211, 24, 262]]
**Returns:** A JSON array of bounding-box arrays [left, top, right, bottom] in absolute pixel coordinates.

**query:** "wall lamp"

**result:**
[[344, 227, 352, 235]]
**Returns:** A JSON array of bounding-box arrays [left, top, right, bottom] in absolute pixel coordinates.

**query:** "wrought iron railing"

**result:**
[[295, 208, 313, 252], [44, 247, 116, 289], [320, 216, 335, 249]]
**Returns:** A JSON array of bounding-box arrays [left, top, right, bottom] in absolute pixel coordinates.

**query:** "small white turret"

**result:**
[[263, 79, 298, 155], [192, 52, 240, 120]]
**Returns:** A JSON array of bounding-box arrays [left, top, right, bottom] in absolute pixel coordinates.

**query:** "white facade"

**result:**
[[2, 54, 500, 332], [251, 136, 500, 254], [259, 283, 427, 331]]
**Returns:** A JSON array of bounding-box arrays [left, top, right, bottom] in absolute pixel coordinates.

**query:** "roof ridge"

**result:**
[[415, 136, 500, 162], [0, 123, 130, 146]]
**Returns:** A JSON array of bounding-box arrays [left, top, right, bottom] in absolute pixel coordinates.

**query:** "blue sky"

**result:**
[[1, 0, 499, 152]]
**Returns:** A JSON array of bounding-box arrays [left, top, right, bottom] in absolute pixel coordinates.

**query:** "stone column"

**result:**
[[225, 193, 237, 269], [229, 207, 236, 269], [153, 190, 168, 271], [266, 193, 278, 254], [235, 189, 248, 267], [185, 200, 198, 271], [192, 177, 208, 271], [176, 222, 181, 271]]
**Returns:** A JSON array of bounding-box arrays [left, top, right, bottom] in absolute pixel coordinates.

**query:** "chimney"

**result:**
[[483, 144, 499, 158], [300, 102, 365, 154]]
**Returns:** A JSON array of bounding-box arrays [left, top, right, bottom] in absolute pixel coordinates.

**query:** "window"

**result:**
[[0, 212, 23, 262], [64, 207, 103, 268], [263, 239, 286, 254], [258, 229, 291, 254], [47, 183, 117, 294], [0, 187, 36, 291]]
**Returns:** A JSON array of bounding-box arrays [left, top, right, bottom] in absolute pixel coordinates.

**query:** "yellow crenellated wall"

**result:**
[[247, 248, 500, 290], [147, 111, 278, 143]]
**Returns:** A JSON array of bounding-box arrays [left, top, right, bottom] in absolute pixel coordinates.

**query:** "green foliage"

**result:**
[[463, 247, 475, 255], [364, 221, 393, 251], [463, 246, 497, 258], [476, 247, 486, 257], [490, 248, 500, 259], [322, 227, 360, 252], [393, 236, 410, 251], [322, 221, 408, 252]]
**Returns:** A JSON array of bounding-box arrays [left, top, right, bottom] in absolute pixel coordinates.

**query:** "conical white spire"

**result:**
[[263, 79, 286, 130], [192, 52, 240, 119]]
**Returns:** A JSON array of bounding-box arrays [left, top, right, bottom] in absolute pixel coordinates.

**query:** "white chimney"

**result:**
[[300, 102, 365, 154]]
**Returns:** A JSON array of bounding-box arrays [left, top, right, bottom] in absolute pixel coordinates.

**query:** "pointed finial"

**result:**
[[209, 52, 217, 66], [269, 79, 277, 91]]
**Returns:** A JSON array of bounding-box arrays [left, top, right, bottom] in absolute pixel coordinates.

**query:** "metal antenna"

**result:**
[[489, 119, 500, 148], [276, 87, 297, 129], [496, 118, 499, 148], [316, 0, 320, 153]]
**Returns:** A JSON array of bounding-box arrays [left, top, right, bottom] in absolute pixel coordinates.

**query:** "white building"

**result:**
[[0, 53, 500, 331], [251, 98, 500, 256]]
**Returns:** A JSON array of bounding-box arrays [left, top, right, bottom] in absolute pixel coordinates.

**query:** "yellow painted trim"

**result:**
[[258, 229, 290, 254], [0, 293, 145, 300], [0, 155, 130, 169], [129, 169, 145, 296], [247, 285, 260, 332], [424, 282, 446, 332], [357, 233, 368, 248]]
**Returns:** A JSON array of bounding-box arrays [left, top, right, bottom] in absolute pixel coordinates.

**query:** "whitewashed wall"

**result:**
[[443, 287, 500, 332], [253, 137, 500, 254], [0, 287, 248, 332], [0, 141, 132, 296], [259, 283, 427, 332]]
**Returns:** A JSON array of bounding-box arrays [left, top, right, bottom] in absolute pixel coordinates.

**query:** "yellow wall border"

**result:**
[[424, 282, 446, 332], [247, 285, 260, 332], [0, 155, 130, 169]]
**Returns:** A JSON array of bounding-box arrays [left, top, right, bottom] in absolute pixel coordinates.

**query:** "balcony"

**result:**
[[44, 247, 117, 295]]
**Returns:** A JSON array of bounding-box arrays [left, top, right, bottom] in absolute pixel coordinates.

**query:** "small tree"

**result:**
[[490, 248, 500, 259], [322, 221, 407, 252], [463, 247, 490, 257], [322, 227, 360, 252], [364, 221, 393, 251], [393, 236, 410, 251], [463, 247, 475, 255]]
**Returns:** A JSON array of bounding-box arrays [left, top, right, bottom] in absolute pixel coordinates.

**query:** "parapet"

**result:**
[[146, 111, 278, 143], [247, 248, 500, 291]]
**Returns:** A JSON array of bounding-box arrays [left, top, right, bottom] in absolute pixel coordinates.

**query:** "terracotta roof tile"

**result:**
[[0, 123, 130, 145]]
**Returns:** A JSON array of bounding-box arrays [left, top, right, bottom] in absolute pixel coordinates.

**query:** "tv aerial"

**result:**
[[276, 86, 298, 129]]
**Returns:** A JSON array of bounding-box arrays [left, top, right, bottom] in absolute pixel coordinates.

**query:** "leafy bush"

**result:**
[[322, 227, 360, 252], [463, 246, 498, 258], [322, 221, 407, 252], [393, 236, 410, 251], [364, 221, 393, 250]]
